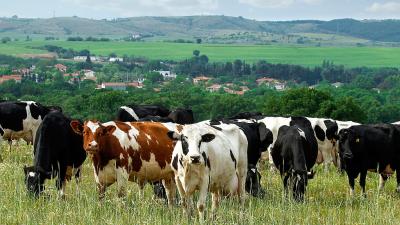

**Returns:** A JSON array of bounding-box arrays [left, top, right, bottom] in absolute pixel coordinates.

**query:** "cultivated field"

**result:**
[[1, 143, 400, 224], [2, 41, 400, 67]]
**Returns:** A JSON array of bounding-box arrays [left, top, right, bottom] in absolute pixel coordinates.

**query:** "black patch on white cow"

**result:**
[[230, 150, 237, 169], [172, 155, 178, 170], [324, 120, 338, 140], [179, 157, 183, 167], [181, 138, 189, 155], [29, 103, 41, 120], [314, 125, 326, 141], [202, 152, 211, 169], [0, 102, 28, 131]]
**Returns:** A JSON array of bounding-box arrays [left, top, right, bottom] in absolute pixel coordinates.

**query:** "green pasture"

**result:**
[[0, 143, 400, 224], [1, 40, 400, 67]]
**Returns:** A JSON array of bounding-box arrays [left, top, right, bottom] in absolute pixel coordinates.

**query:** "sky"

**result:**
[[0, 0, 400, 20]]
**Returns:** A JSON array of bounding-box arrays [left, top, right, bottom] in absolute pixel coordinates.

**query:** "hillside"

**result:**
[[1, 16, 400, 43]]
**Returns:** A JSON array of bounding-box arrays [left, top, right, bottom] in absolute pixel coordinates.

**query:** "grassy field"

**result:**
[[1, 40, 400, 67], [1, 143, 400, 224]]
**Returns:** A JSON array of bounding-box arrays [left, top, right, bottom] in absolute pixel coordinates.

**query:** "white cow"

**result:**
[[168, 123, 248, 222]]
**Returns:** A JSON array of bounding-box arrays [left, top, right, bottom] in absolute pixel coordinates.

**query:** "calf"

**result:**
[[271, 125, 313, 202], [168, 123, 248, 221], [338, 124, 400, 196], [23, 112, 86, 197], [70, 120, 180, 205], [0, 101, 60, 160]]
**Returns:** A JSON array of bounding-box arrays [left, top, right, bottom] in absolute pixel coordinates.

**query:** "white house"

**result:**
[[109, 57, 124, 62], [156, 71, 176, 80]]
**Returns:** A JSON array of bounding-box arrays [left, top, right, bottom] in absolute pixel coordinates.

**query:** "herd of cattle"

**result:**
[[1, 100, 400, 220]]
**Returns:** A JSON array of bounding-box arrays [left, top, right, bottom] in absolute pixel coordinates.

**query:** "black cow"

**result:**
[[338, 124, 400, 196], [271, 125, 314, 202], [209, 119, 273, 197], [116, 105, 171, 122], [23, 112, 87, 197], [168, 108, 194, 124], [139, 116, 174, 123], [0, 101, 61, 160]]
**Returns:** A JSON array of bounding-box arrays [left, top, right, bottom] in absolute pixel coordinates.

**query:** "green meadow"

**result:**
[[1, 143, 400, 224], [1, 41, 400, 67]]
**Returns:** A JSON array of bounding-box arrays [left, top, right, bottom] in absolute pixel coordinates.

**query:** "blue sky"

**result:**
[[1, 0, 400, 20]]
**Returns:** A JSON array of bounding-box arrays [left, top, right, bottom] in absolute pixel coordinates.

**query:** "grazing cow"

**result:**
[[306, 118, 339, 170], [70, 120, 180, 205], [168, 123, 248, 221], [209, 119, 273, 197], [116, 105, 171, 122], [257, 116, 318, 174], [168, 108, 195, 124], [271, 125, 314, 202], [338, 124, 400, 196], [0, 101, 60, 160], [23, 112, 86, 197]]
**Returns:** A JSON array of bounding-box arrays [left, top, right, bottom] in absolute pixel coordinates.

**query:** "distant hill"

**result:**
[[0, 16, 399, 43]]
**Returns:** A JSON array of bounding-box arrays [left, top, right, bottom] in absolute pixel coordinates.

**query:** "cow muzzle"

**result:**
[[190, 155, 201, 164], [85, 142, 99, 153]]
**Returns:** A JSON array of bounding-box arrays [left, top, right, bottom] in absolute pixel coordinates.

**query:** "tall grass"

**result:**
[[1, 142, 399, 224]]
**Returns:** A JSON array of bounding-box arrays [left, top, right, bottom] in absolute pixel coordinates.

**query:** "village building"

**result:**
[[0, 75, 22, 84]]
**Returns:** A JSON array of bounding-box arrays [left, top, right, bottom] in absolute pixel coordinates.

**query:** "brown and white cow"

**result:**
[[70, 120, 180, 206]]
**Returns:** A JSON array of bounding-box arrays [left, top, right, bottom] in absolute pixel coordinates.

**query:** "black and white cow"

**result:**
[[116, 105, 171, 122], [256, 117, 319, 174], [0, 101, 60, 160], [209, 119, 272, 197], [338, 124, 400, 196], [271, 125, 315, 202], [168, 122, 248, 221], [23, 111, 87, 197]]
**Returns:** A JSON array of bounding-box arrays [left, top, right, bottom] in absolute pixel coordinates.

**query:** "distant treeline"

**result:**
[[67, 36, 111, 42]]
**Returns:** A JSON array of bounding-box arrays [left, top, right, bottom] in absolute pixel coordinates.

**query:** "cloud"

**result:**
[[65, 0, 219, 17], [238, 0, 322, 8], [367, 1, 400, 13]]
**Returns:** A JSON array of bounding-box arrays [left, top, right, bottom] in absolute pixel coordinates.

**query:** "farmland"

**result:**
[[1, 143, 400, 224], [1, 40, 400, 67]]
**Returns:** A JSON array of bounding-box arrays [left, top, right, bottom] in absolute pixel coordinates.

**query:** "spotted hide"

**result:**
[[70, 120, 180, 205], [168, 123, 248, 222]]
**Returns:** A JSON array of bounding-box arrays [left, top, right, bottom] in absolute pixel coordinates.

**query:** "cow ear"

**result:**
[[104, 126, 116, 135], [167, 131, 180, 140], [70, 120, 83, 135], [201, 133, 215, 143]]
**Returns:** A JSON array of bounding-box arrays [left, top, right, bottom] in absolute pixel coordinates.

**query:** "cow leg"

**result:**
[[197, 178, 209, 223], [236, 168, 247, 205], [348, 176, 355, 197], [396, 170, 400, 193], [283, 174, 290, 198], [359, 171, 367, 197], [268, 149, 276, 172], [97, 183, 107, 200], [379, 174, 388, 191], [162, 178, 176, 208], [58, 180, 67, 199], [74, 166, 82, 184], [175, 176, 190, 216], [116, 167, 129, 198], [211, 192, 220, 220]]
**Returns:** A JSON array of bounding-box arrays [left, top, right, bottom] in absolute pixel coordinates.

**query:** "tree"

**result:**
[[145, 72, 163, 84], [1, 37, 11, 44], [193, 50, 200, 57], [196, 38, 202, 44]]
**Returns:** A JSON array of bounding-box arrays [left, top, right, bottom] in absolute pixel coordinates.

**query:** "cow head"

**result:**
[[71, 120, 115, 154], [258, 122, 273, 152], [245, 165, 264, 197], [291, 171, 307, 202], [168, 125, 215, 166], [338, 128, 357, 171], [23, 166, 45, 196]]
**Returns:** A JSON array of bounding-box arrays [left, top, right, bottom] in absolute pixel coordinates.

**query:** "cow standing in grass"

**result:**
[[23, 111, 86, 197], [71, 120, 180, 206], [168, 123, 248, 221], [271, 125, 317, 202]]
